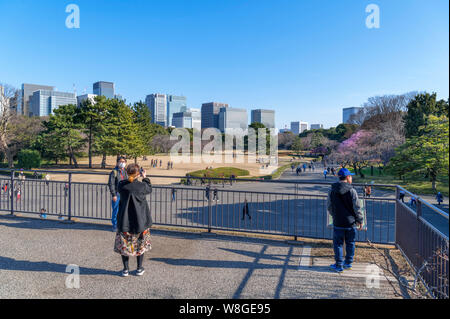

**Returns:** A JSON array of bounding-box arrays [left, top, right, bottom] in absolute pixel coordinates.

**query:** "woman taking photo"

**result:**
[[114, 163, 152, 277]]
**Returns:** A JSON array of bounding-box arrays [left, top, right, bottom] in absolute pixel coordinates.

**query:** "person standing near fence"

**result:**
[[171, 188, 176, 202], [327, 168, 363, 273], [108, 156, 128, 233], [114, 164, 152, 277], [436, 192, 443, 206]]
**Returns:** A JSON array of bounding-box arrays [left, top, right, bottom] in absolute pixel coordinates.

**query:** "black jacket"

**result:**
[[117, 178, 152, 233], [108, 167, 128, 197], [327, 182, 363, 228]]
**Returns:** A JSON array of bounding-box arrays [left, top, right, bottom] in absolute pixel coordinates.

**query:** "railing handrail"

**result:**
[[0, 168, 398, 188]]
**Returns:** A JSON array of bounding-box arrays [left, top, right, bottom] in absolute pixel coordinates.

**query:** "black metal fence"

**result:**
[[395, 186, 449, 299], [1, 169, 448, 298]]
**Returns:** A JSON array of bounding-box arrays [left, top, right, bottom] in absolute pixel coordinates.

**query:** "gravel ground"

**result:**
[[0, 215, 405, 299]]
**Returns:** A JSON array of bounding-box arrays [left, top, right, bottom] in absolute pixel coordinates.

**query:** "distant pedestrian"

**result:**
[[171, 188, 176, 201], [170, 162, 173, 169], [364, 185, 372, 198], [291, 164, 295, 172], [436, 192, 444, 206], [303, 163, 307, 172], [33, 171, 38, 179], [40, 208, 47, 219], [114, 164, 152, 277], [410, 196, 417, 207], [45, 174, 50, 186], [327, 167, 331, 174], [160, 160, 162, 167], [327, 168, 363, 273], [399, 190, 405, 203], [296, 167, 301, 176], [205, 185, 210, 200], [323, 169, 328, 179], [309, 164, 312, 171], [108, 156, 128, 233], [242, 199, 251, 220], [213, 188, 219, 202], [64, 183, 69, 197]]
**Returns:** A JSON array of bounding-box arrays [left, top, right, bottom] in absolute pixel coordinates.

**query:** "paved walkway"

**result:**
[[0, 215, 402, 299]]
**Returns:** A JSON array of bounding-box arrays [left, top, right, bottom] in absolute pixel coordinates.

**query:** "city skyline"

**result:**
[[1, 0, 448, 128]]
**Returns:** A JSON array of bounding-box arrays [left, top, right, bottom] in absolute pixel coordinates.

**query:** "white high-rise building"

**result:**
[[146, 93, 167, 126], [219, 107, 248, 133]]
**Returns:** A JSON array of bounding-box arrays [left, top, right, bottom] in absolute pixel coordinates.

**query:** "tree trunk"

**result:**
[[101, 153, 107, 169]]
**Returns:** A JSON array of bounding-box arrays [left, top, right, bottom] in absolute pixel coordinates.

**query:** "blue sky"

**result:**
[[0, 0, 448, 129]]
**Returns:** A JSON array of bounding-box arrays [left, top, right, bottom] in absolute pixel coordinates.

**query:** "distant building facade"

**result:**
[[251, 109, 275, 128], [19, 83, 55, 116], [93, 81, 115, 99], [30, 90, 76, 117], [146, 93, 167, 126], [291, 121, 309, 135], [77, 94, 98, 106], [218, 107, 248, 133], [167, 95, 187, 127], [310, 124, 323, 130], [343, 107, 363, 124], [201, 102, 229, 129], [172, 108, 201, 131]]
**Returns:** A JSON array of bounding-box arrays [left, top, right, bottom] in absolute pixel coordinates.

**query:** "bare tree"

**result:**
[[0, 83, 18, 167]]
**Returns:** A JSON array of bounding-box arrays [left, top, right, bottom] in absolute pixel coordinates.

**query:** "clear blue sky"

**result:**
[[1, 0, 448, 129]]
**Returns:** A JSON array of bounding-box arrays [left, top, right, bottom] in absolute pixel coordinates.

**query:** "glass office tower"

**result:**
[[93, 81, 115, 99]]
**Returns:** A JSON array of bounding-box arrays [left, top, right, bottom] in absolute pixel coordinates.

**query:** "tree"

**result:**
[[0, 83, 18, 167], [76, 95, 110, 168], [404, 93, 449, 138], [291, 136, 303, 154], [387, 115, 449, 191], [41, 104, 85, 167], [7, 115, 45, 162]]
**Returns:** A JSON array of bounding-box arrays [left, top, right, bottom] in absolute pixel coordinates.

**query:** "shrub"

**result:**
[[17, 149, 41, 169]]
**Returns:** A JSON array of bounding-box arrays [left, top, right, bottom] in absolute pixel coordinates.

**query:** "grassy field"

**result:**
[[187, 167, 250, 178], [352, 167, 449, 197]]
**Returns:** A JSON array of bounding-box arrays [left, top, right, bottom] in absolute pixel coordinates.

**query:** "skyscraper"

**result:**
[[146, 93, 167, 126], [167, 95, 187, 127], [172, 108, 201, 131], [218, 107, 248, 133], [343, 107, 363, 124], [93, 81, 115, 99], [20, 83, 55, 116], [201, 102, 229, 129], [290, 121, 308, 135], [30, 90, 77, 117], [310, 124, 324, 130], [251, 109, 275, 128]]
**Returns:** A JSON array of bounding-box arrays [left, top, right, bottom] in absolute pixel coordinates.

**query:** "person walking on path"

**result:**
[[410, 196, 417, 207], [205, 185, 210, 200], [323, 169, 328, 179], [114, 164, 152, 277], [45, 174, 50, 186], [327, 168, 363, 273], [303, 163, 307, 172], [436, 192, 444, 206], [364, 185, 372, 198], [108, 156, 128, 232], [242, 199, 251, 220], [213, 188, 219, 202], [291, 164, 295, 172], [171, 188, 176, 202]]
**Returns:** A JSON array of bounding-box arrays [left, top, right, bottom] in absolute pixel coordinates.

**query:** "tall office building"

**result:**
[[30, 90, 77, 117], [290, 121, 308, 135], [172, 108, 201, 131], [218, 107, 248, 133], [201, 102, 229, 129], [343, 107, 363, 124], [19, 83, 55, 116], [93, 81, 115, 99], [310, 124, 324, 130], [167, 95, 187, 127], [146, 93, 167, 126], [251, 109, 275, 128]]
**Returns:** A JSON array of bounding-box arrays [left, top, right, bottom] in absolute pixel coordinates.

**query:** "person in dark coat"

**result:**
[[108, 156, 128, 232], [327, 168, 363, 273], [114, 164, 152, 277]]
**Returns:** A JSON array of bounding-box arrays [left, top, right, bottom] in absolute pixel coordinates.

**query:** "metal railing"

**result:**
[[1, 168, 448, 298], [395, 186, 449, 299]]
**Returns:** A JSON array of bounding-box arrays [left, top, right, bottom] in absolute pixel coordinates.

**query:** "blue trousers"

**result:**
[[111, 194, 120, 228], [333, 227, 357, 267]]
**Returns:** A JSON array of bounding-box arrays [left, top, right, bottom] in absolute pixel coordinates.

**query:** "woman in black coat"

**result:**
[[114, 163, 152, 277]]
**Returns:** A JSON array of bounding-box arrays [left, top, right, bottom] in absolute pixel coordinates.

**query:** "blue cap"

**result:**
[[338, 168, 355, 177]]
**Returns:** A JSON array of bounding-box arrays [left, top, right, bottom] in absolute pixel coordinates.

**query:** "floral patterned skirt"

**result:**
[[114, 229, 152, 257]]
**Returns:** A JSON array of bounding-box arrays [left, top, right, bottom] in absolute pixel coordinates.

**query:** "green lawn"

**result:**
[[187, 167, 250, 179], [351, 167, 449, 197]]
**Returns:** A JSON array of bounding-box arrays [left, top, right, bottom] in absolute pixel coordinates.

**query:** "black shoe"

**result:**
[[136, 268, 145, 276]]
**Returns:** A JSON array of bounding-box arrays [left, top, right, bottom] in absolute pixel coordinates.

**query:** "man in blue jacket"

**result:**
[[327, 168, 363, 272]]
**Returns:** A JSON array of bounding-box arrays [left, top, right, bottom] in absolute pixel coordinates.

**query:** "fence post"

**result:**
[[416, 197, 423, 267], [395, 186, 399, 245], [10, 169, 15, 215], [207, 185, 212, 233], [68, 173, 72, 221]]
